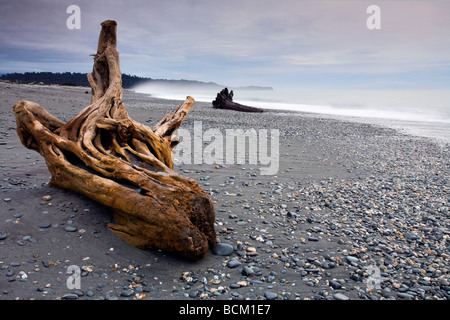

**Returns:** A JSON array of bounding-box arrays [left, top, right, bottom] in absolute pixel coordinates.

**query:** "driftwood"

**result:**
[[212, 88, 263, 113], [13, 20, 216, 260]]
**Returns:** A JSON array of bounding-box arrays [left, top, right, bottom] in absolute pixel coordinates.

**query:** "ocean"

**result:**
[[133, 83, 450, 145]]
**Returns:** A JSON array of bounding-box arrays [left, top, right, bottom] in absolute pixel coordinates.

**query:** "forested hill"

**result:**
[[0, 72, 273, 91], [0, 72, 150, 89]]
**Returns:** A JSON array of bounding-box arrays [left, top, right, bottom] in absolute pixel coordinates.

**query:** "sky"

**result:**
[[1, 0, 449, 90]]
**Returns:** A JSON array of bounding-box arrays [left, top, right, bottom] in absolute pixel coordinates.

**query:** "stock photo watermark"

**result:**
[[365, 265, 388, 290], [65, 4, 381, 31], [66, 265, 81, 290], [174, 121, 280, 176], [367, 5, 381, 30], [66, 5, 81, 30]]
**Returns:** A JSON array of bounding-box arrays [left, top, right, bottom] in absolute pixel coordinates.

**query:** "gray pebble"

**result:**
[[333, 293, 350, 300], [346, 256, 358, 264], [227, 259, 242, 268], [397, 292, 415, 300], [72, 290, 84, 297], [16, 240, 26, 246], [212, 243, 234, 256], [64, 226, 78, 232], [242, 266, 254, 277], [328, 280, 342, 290], [120, 289, 134, 297], [264, 291, 278, 300], [39, 222, 51, 229]]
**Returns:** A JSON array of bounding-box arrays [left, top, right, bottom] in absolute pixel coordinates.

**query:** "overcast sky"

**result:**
[[1, 0, 449, 89]]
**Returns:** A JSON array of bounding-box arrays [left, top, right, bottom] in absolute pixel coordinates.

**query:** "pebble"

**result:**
[[227, 259, 242, 268], [62, 293, 78, 300], [397, 292, 415, 300], [346, 256, 358, 264], [120, 289, 134, 297], [212, 243, 234, 256], [64, 226, 78, 232], [242, 266, 254, 277], [39, 222, 51, 229], [328, 280, 342, 290], [264, 291, 278, 300], [333, 293, 350, 300], [42, 195, 52, 201], [72, 290, 84, 297]]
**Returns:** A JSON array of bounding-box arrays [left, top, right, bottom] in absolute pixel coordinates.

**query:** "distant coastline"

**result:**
[[0, 71, 273, 91]]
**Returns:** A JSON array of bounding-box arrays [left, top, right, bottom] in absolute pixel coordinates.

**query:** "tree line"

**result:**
[[0, 72, 151, 89]]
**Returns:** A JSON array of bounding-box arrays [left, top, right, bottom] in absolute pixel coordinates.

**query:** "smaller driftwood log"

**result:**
[[212, 88, 263, 113], [13, 20, 216, 260]]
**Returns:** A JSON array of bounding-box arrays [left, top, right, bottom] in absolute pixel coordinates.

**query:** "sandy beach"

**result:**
[[0, 82, 449, 301]]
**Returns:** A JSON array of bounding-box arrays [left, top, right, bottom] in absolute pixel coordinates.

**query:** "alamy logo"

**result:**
[[66, 5, 81, 30], [366, 5, 381, 30], [174, 121, 280, 175], [365, 266, 388, 290], [66, 265, 81, 290]]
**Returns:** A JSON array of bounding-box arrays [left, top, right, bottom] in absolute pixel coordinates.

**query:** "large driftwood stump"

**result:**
[[212, 88, 263, 113], [13, 20, 216, 260]]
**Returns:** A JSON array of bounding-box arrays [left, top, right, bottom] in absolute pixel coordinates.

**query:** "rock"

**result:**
[[120, 289, 134, 297], [328, 280, 342, 290], [72, 290, 84, 297], [64, 226, 78, 232], [264, 291, 278, 300], [3, 198, 11, 202], [242, 266, 255, 277], [42, 195, 52, 201], [212, 243, 234, 256], [0, 232, 8, 240], [333, 293, 350, 300], [346, 256, 359, 264], [18, 271, 28, 281], [227, 259, 242, 268], [397, 292, 415, 300], [39, 222, 51, 229], [62, 293, 79, 300]]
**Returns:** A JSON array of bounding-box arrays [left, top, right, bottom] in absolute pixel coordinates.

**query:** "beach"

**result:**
[[0, 82, 449, 300]]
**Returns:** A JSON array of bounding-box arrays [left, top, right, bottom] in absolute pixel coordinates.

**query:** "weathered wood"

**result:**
[[13, 20, 216, 260], [212, 88, 263, 113]]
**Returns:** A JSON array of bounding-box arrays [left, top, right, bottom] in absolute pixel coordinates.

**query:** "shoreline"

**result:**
[[1, 83, 449, 300], [3, 82, 449, 146]]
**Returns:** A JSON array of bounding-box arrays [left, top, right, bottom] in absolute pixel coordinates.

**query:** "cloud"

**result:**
[[1, 0, 449, 88]]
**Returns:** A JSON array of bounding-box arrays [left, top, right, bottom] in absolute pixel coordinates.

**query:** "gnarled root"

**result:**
[[13, 20, 216, 260]]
